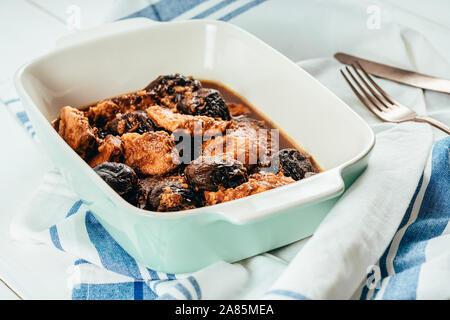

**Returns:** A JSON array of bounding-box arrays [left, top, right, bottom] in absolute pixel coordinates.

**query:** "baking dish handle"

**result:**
[[213, 168, 345, 225], [55, 18, 159, 49]]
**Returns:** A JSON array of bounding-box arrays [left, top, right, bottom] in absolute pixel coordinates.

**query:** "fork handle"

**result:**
[[413, 115, 450, 134]]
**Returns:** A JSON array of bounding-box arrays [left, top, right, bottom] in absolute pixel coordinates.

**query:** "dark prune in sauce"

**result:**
[[184, 156, 248, 191], [145, 74, 201, 97], [276, 149, 316, 181], [93, 162, 138, 197], [178, 88, 231, 120]]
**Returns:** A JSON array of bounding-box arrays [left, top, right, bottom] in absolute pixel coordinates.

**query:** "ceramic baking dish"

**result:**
[[15, 18, 374, 273]]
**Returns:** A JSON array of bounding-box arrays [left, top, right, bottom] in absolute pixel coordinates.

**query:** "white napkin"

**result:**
[[265, 121, 432, 299]]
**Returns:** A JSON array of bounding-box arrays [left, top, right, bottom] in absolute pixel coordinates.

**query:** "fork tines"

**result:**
[[340, 62, 397, 116]]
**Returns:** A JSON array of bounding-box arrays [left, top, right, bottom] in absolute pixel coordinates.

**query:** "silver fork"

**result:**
[[341, 62, 450, 134]]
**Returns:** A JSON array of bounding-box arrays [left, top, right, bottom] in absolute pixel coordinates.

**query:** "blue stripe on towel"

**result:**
[[363, 175, 425, 300], [73, 282, 157, 300], [266, 289, 310, 300], [188, 276, 202, 299], [167, 273, 176, 280], [147, 268, 160, 280], [192, 0, 238, 19], [16, 111, 30, 125], [219, 0, 268, 21], [359, 283, 370, 300], [3, 98, 20, 105], [175, 283, 192, 300], [66, 200, 83, 217], [85, 211, 142, 280], [134, 281, 144, 300], [122, 0, 206, 21], [49, 225, 63, 251], [379, 175, 424, 279], [382, 137, 450, 299], [74, 259, 89, 265]]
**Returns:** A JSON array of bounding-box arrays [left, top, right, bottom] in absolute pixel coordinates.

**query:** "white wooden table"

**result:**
[[1, 0, 448, 300]]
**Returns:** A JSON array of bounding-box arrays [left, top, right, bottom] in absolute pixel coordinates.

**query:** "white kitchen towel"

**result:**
[[5, 0, 450, 299]]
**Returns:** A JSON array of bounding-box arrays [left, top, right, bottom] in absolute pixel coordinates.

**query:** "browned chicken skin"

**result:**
[[146, 105, 231, 136], [204, 172, 295, 205], [121, 131, 179, 175], [111, 90, 156, 112], [202, 116, 274, 168], [87, 100, 121, 126], [227, 103, 250, 117], [88, 91, 156, 127], [88, 135, 124, 168], [58, 106, 98, 159]]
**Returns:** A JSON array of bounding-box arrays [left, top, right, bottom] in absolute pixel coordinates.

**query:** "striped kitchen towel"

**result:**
[[265, 133, 449, 300], [10, 169, 248, 300]]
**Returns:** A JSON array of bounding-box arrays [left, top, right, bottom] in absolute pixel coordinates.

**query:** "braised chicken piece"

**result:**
[[105, 110, 157, 136], [204, 172, 295, 205], [88, 91, 156, 127], [146, 105, 231, 136], [88, 135, 124, 168], [87, 100, 121, 126], [121, 131, 179, 175], [110, 90, 156, 112], [227, 103, 250, 117], [202, 116, 275, 168], [184, 156, 248, 191], [58, 106, 98, 159], [145, 74, 202, 111]]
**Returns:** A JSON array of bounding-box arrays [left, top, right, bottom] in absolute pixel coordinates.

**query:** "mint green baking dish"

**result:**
[[14, 19, 375, 273]]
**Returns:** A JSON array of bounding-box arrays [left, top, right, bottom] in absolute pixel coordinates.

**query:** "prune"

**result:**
[[93, 162, 138, 198], [147, 181, 203, 212], [184, 156, 248, 191], [106, 110, 157, 135], [145, 74, 201, 97], [178, 88, 231, 120], [275, 149, 316, 180]]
